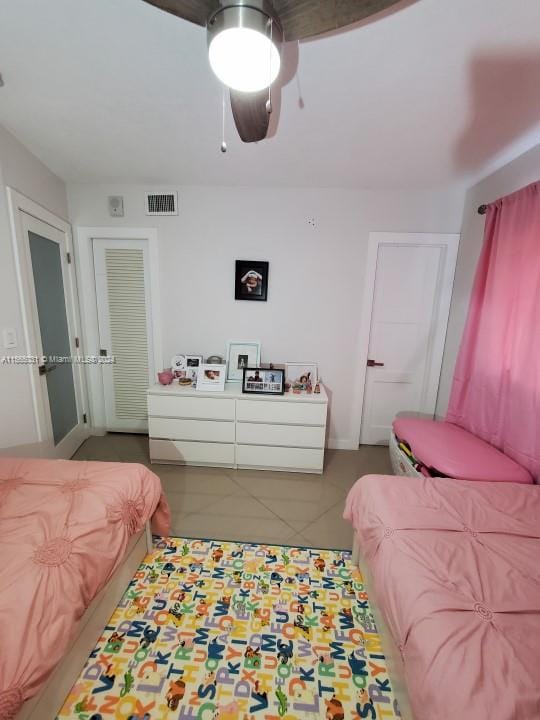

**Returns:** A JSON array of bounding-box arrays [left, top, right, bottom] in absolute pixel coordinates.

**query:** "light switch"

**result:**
[[3, 328, 17, 348]]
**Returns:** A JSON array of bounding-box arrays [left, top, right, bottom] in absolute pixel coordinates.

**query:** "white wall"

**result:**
[[437, 142, 540, 417], [0, 123, 68, 450], [69, 183, 464, 448]]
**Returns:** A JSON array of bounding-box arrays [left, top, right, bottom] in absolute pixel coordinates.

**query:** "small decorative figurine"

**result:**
[[314, 378, 321, 394]]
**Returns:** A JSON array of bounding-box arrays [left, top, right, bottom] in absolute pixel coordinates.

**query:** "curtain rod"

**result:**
[[477, 204, 488, 215]]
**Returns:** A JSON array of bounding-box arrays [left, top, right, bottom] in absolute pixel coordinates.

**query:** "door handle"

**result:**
[[38, 363, 57, 376], [367, 359, 384, 367]]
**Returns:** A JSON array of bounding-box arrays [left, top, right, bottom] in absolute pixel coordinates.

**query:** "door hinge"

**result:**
[[66, 251, 72, 264], [75, 337, 80, 348], [83, 413, 87, 424]]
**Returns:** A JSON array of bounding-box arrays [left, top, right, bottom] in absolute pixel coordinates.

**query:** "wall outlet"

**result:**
[[108, 195, 124, 217], [2, 328, 17, 348]]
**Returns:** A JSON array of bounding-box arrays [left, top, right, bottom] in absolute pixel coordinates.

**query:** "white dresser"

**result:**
[[147, 383, 328, 473]]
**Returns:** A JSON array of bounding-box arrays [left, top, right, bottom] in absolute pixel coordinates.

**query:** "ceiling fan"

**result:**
[[142, 0, 404, 143]]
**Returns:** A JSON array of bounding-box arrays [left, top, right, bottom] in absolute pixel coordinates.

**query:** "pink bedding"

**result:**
[[0, 457, 170, 720], [344, 474, 540, 720]]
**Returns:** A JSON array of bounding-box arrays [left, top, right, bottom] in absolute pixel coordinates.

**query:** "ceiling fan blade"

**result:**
[[230, 90, 270, 143], [141, 0, 219, 27], [272, 0, 405, 40]]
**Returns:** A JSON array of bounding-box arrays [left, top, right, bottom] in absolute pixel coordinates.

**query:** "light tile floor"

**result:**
[[72, 434, 392, 550]]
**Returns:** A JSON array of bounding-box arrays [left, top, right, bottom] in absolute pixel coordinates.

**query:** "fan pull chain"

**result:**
[[266, 17, 273, 115], [220, 86, 228, 152]]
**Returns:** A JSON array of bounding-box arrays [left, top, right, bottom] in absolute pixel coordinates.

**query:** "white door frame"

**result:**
[[6, 188, 90, 457], [74, 227, 162, 433], [352, 232, 459, 447]]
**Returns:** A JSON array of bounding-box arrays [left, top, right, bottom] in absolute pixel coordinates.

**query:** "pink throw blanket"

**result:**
[[0, 457, 170, 719]]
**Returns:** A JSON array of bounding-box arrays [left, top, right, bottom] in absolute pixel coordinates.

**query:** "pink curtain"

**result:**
[[447, 180, 540, 480]]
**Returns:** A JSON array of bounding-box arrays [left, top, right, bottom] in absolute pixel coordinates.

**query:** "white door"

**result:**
[[20, 212, 87, 456], [360, 233, 459, 445], [93, 238, 154, 432]]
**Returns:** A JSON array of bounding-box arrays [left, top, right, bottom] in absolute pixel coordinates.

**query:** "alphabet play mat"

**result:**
[[57, 537, 400, 719]]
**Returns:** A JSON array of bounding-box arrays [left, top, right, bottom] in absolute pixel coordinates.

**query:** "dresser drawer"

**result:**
[[236, 422, 325, 449], [236, 399, 326, 426], [236, 444, 324, 473], [149, 439, 235, 466], [148, 394, 235, 421], [149, 417, 235, 443]]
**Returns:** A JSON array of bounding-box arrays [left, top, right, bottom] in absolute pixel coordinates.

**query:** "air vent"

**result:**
[[145, 191, 178, 216]]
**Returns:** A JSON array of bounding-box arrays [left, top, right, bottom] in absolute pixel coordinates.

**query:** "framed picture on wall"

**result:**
[[226, 341, 261, 382], [235, 260, 269, 301]]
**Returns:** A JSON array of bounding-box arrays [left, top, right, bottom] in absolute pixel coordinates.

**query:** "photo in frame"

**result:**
[[171, 354, 187, 374], [285, 362, 318, 386], [185, 355, 203, 369], [242, 367, 285, 395], [226, 341, 261, 382], [196, 364, 226, 392], [235, 260, 269, 302], [171, 354, 202, 385]]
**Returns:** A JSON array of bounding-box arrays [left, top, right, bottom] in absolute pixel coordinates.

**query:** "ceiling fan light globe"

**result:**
[[209, 27, 280, 92]]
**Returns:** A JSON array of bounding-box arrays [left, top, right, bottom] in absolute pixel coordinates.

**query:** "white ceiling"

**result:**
[[0, 0, 539, 189]]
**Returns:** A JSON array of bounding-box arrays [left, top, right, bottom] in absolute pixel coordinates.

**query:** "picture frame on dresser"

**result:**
[[242, 367, 285, 395], [196, 364, 226, 392], [226, 340, 261, 382], [285, 362, 318, 385], [171, 354, 202, 384]]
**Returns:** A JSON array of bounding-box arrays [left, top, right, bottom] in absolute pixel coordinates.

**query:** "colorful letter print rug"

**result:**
[[57, 538, 401, 719]]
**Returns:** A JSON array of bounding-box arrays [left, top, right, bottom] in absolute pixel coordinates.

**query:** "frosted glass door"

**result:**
[[28, 231, 78, 445]]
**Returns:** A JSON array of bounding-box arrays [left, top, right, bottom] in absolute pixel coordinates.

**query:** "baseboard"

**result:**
[[327, 437, 358, 450], [88, 426, 107, 437]]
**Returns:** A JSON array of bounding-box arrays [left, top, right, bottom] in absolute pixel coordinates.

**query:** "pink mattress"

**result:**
[[344, 474, 540, 720], [393, 417, 533, 484], [0, 457, 170, 720]]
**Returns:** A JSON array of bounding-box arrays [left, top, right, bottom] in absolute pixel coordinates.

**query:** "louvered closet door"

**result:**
[[93, 239, 154, 432]]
